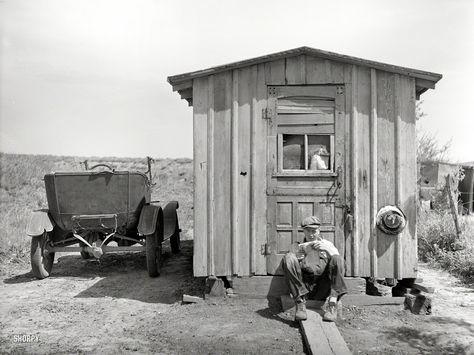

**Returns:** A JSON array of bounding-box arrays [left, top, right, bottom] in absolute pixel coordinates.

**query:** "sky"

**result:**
[[1, 0, 473, 161]]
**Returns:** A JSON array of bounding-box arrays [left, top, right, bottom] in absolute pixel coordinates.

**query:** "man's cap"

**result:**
[[301, 216, 321, 228]]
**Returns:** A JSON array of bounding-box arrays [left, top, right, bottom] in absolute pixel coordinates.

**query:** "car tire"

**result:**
[[170, 219, 180, 254], [80, 250, 91, 259], [31, 234, 55, 279], [146, 231, 161, 277]]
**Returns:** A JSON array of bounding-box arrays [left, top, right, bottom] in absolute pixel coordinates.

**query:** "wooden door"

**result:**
[[266, 85, 346, 275]]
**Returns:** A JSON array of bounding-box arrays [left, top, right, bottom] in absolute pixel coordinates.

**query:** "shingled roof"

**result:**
[[168, 46, 442, 106]]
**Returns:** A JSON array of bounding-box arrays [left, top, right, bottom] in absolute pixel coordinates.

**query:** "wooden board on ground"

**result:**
[[281, 294, 405, 313], [280, 296, 351, 355], [301, 310, 352, 355], [412, 283, 435, 294]]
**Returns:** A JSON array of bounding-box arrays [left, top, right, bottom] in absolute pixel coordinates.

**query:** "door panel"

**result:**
[[266, 85, 346, 275]]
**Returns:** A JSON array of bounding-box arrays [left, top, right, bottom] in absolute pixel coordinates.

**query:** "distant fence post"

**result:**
[[445, 174, 461, 238]]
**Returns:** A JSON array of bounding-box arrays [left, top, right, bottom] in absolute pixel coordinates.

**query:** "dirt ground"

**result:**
[[1, 241, 473, 355]]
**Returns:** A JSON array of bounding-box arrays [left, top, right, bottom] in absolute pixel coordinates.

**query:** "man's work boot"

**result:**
[[295, 300, 307, 321], [323, 300, 337, 322]]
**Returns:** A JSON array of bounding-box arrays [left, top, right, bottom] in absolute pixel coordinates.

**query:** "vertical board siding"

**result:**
[[343, 64, 353, 276], [212, 72, 233, 276], [354, 66, 372, 277], [207, 76, 215, 275], [305, 56, 345, 84], [193, 77, 208, 277], [350, 66, 359, 276], [370, 69, 378, 278], [286, 55, 306, 84], [376, 72, 396, 277], [265, 59, 285, 85], [237, 67, 253, 276], [253, 63, 268, 275], [231, 70, 239, 275], [399, 76, 417, 277], [191, 55, 418, 279]]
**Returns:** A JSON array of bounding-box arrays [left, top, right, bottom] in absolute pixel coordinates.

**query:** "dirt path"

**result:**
[[1, 243, 473, 354], [338, 263, 474, 355], [0, 241, 303, 355]]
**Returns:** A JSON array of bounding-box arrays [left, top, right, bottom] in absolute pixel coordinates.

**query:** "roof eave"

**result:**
[[168, 46, 442, 105]]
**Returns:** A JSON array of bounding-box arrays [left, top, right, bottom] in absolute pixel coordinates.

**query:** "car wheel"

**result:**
[[80, 250, 91, 259], [170, 219, 180, 254], [31, 233, 55, 279], [146, 231, 161, 277]]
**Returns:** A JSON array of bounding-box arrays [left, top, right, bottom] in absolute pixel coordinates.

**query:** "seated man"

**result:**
[[282, 216, 347, 322]]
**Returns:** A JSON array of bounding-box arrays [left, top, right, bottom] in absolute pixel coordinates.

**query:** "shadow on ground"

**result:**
[[384, 316, 474, 355], [3, 240, 205, 305]]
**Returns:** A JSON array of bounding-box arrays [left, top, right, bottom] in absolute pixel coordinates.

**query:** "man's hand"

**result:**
[[312, 239, 339, 256]]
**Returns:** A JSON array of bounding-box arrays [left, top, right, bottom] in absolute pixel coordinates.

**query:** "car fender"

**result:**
[[138, 204, 163, 236], [163, 201, 179, 240], [26, 210, 54, 236]]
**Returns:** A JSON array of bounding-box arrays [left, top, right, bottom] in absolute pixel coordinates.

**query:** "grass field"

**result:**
[[0, 153, 193, 266]]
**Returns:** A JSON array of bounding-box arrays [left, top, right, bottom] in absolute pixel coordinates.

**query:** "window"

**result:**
[[277, 97, 335, 173]]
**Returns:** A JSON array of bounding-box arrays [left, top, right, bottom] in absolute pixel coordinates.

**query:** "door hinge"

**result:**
[[261, 243, 270, 255], [262, 108, 272, 119]]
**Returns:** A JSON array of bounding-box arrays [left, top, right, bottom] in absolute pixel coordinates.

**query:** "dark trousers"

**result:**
[[282, 252, 347, 301]]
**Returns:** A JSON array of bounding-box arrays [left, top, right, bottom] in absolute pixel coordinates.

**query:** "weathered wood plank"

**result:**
[[277, 125, 334, 135], [276, 85, 337, 99], [334, 85, 346, 258], [231, 69, 239, 275], [265, 59, 285, 85], [285, 55, 305, 84], [254, 63, 268, 275], [250, 65, 258, 274], [237, 67, 253, 276], [412, 282, 435, 293], [232, 276, 289, 298], [399, 75, 418, 278], [277, 113, 334, 125], [301, 309, 352, 355], [394, 74, 402, 279], [192, 77, 208, 277], [370, 69, 378, 278], [355, 66, 372, 277], [305, 56, 329, 84], [343, 65, 353, 276], [351, 65, 359, 277], [281, 294, 405, 311], [376, 72, 396, 278], [207, 75, 215, 276], [172, 80, 193, 92], [212, 71, 232, 276]]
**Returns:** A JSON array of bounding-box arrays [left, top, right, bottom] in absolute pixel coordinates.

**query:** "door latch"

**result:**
[[262, 108, 273, 119]]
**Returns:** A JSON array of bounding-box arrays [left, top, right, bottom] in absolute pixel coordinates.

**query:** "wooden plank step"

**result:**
[[281, 294, 405, 313], [281, 295, 351, 355], [302, 310, 352, 355], [232, 276, 366, 299], [412, 283, 435, 294]]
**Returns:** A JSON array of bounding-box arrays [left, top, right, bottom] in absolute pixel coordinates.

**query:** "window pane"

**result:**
[[308, 136, 331, 170], [283, 134, 304, 170]]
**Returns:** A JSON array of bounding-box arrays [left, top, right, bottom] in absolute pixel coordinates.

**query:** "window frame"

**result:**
[[277, 133, 335, 175]]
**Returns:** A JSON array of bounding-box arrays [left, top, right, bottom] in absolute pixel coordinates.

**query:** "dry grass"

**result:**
[[418, 209, 474, 284], [0, 153, 193, 266]]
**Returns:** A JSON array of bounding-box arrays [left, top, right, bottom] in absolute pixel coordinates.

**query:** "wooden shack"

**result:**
[[168, 47, 442, 281]]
